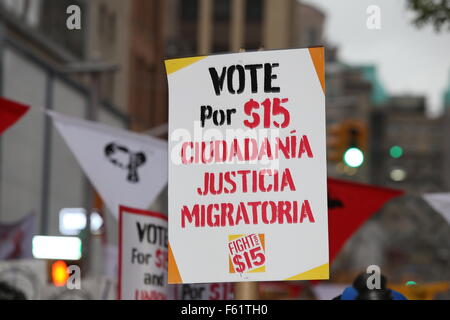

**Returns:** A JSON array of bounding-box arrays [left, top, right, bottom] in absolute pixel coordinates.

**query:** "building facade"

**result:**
[[175, 0, 301, 56], [0, 1, 129, 276]]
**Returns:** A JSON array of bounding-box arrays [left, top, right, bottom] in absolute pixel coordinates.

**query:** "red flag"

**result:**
[[0, 97, 30, 135], [327, 178, 403, 263]]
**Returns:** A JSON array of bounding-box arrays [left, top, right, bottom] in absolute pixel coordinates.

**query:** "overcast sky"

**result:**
[[302, 0, 450, 116]]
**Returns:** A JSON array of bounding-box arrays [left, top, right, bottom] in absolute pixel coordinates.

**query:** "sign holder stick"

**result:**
[[235, 282, 259, 300], [231, 47, 264, 301]]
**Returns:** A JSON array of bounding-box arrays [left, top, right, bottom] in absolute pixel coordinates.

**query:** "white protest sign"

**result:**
[[178, 283, 234, 300], [166, 48, 329, 283], [119, 206, 173, 300], [48, 111, 168, 218]]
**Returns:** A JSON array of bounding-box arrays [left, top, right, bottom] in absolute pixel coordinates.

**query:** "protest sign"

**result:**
[[0, 97, 30, 135], [178, 283, 234, 300], [166, 48, 329, 283], [118, 206, 173, 300]]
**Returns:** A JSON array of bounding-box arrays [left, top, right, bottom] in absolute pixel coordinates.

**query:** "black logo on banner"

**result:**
[[327, 191, 344, 209], [104, 142, 146, 183]]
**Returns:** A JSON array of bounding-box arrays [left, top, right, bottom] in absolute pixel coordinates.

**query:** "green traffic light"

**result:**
[[343, 147, 364, 168], [390, 145, 403, 158]]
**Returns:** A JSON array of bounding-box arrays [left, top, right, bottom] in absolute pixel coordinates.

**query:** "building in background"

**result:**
[[445, 71, 450, 110], [5, 0, 174, 132], [0, 0, 128, 277], [174, 0, 304, 56], [443, 71, 450, 191], [0, 0, 87, 61], [86, 0, 174, 131], [325, 47, 374, 183], [0, 0, 449, 291], [332, 95, 449, 284], [371, 95, 444, 193], [295, 2, 325, 48], [313, 7, 449, 284], [368, 96, 448, 283]]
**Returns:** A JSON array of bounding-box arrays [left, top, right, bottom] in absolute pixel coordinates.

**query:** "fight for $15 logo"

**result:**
[[228, 234, 266, 274]]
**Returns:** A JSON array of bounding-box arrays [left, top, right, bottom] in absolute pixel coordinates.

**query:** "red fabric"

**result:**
[[0, 97, 30, 135], [327, 178, 403, 263]]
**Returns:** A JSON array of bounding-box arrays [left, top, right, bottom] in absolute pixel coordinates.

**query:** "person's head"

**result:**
[[352, 272, 387, 290], [353, 272, 393, 300], [0, 281, 27, 300], [333, 272, 408, 300]]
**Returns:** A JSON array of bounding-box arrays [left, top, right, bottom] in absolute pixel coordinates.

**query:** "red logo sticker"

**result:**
[[228, 234, 266, 274]]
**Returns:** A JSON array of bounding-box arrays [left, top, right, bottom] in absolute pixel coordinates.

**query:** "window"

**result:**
[[212, 0, 231, 53], [98, 4, 117, 50], [245, 0, 264, 50], [180, 0, 198, 21], [246, 0, 263, 21], [307, 27, 318, 46], [214, 0, 230, 21]]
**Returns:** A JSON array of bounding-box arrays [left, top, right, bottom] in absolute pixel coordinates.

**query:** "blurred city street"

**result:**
[[0, 0, 449, 301]]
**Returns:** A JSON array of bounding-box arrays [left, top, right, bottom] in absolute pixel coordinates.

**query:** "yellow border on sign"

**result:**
[[165, 56, 207, 75], [308, 47, 325, 94], [284, 263, 329, 280], [168, 243, 183, 284]]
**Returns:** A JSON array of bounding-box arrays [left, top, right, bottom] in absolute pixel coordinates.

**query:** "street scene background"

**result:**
[[0, 0, 449, 300]]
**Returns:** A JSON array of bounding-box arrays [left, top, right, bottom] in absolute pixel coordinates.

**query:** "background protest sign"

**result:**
[[0, 97, 30, 135], [166, 48, 328, 283], [48, 111, 168, 218], [177, 283, 234, 300], [118, 206, 173, 300]]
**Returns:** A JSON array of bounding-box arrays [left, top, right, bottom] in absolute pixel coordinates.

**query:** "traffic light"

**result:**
[[48, 259, 82, 287], [327, 123, 346, 162], [51, 260, 69, 287], [343, 126, 363, 167], [343, 147, 364, 168], [327, 120, 367, 167], [389, 145, 403, 158]]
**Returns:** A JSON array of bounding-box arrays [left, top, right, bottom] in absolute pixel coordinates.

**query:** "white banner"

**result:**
[[166, 48, 329, 283], [118, 206, 174, 300], [48, 111, 168, 218], [423, 193, 450, 225]]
